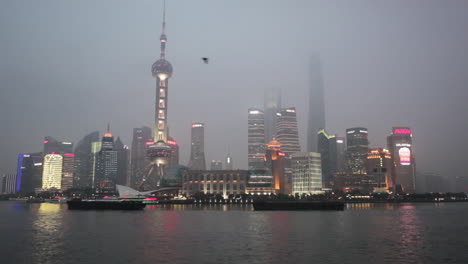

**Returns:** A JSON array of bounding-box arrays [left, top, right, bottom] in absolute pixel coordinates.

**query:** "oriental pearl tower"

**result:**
[[144, 0, 173, 189]]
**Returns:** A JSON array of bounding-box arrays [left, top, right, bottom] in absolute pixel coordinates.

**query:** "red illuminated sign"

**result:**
[[167, 140, 177, 145], [64, 153, 75, 157], [278, 152, 286, 157], [146, 141, 155, 145], [399, 147, 411, 165], [394, 128, 412, 134], [44, 140, 49, 143]]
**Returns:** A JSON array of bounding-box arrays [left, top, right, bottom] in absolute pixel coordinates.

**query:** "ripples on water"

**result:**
[[1, 202, 468, 264]]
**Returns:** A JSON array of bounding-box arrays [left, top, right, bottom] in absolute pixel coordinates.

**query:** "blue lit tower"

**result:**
[[146, 1, 173, 188]]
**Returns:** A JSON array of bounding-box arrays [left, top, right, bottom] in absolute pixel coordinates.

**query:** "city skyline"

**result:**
[[1, 0, 468, 182]]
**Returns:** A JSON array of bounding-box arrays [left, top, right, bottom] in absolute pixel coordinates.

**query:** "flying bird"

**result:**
[[202, 57, 209, 64]]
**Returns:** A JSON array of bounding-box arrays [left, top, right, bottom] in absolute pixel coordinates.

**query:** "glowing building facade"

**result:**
[[130, 126, 152, 188], [74, 131, 99, 188], [367, 148, 392, 191], [61, 153, 75, 190], [387, 127, 416, 193], [291, 152, 322, 195], [248, 108, 265, 168], [265, 140, 286, 194], [42, 154, 63, 190], [16, 153, 43, 193]]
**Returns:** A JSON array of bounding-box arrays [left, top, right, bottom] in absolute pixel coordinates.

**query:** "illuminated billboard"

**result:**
[[394, 128, 412, 134], [398, 147, 411, 165]]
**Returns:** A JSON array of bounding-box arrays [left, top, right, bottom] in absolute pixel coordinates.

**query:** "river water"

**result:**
[[1, 201, 467, 264]]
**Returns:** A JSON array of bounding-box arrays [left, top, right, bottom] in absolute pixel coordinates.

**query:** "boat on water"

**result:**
[[253, 200, 345, 211], [67, 198, 146, 210]]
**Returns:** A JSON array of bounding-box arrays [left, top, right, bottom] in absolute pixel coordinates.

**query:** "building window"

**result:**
[[158, 110, 165, 119], [159, 99, 165, 108], [160, 88, 165, 97]]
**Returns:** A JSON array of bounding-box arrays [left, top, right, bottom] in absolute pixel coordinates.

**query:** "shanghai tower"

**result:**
[[307, 57, 326, 152], [145, 0, 173, 189]]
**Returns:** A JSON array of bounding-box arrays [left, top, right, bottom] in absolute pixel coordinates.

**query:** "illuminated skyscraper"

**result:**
[[248, 108, 265, 168], [387, 127, 416, 193], [346, 127, 369, 174], [265, 139, 286, 194], [317, 129, 338, 187], [95, 128, 117, 192], [275, 107, 301, 156], [307, 58, 326, 152], [42, 154, 63, 190], [264, 88, 281, 143], [16, 153, 43, 193], [130, 126, 152, 188], [74, 131, 99, 188], [367, 148, 392, 191], [189, 123, 206, 170], [114, 137, 129, 186], [145, 1, 173, 189], [61, 153, 75, 190], [225, 151, 233, 170], [167, 136, 179, 169], [43, 136, 73, 155]]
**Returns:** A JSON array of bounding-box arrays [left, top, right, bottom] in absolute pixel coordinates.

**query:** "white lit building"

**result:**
[[291, 152, 322, 195], [42, 154, 63, 190]]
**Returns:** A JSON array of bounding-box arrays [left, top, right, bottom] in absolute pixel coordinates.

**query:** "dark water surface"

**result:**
[[1, 201, 468, 264]]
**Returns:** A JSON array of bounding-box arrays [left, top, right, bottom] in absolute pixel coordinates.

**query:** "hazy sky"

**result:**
[[1, 0, 467, 179]]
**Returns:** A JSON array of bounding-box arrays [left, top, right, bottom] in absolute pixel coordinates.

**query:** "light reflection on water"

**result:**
[[1, 201, 468, 264]]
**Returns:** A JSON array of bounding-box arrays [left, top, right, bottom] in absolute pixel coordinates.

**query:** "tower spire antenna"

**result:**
[[162, 0, 166, 34], [159, 0, 167, 59]]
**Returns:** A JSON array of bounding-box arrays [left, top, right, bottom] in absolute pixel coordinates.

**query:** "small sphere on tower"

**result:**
[[152, 59, 173, 79]]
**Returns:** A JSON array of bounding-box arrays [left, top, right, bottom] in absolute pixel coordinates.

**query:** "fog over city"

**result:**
[[1, 0, 467, 181]]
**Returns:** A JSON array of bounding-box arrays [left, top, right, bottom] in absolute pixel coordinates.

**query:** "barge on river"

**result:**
[[253, 200, 345, 211], [67, 199, 146, 210]]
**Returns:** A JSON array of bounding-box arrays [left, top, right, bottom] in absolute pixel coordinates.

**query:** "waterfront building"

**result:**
[[74, 131, 99, 188], [346, 127, 369, 174], [90, 141, 102, 188], [3, 174, 17, 194], [317, 129, 337, 187], [366, 148, 392, 192], [188, 123, 206, 170], [167, 136, 179, 169], [387, 127, 416, 193], [275, 107, 301, 156], [307, 57, 326, 152], [42, 154, 63, 190], [61, 153, 75, 191], [245, 167, 276, 195], [264, 88, 281, 143], [265, 139, 286, 194], [210, 160, 223, 170], [130, 126, 152, 188], [114, 137, 129, 186], [291, 152, 322, 195], [95, 129, 118, 193], [16, 153, 43, 193], [335, 136, 346, 173], [248, 108, 265, 168], [181, 170, 248, 199], [145, 2, 173, 189]]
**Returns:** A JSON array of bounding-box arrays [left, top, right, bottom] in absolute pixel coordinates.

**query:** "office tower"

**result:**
[[167, 136, 179, 169], [264, 88, 281, 143], [346, 127, 369, 174], [210, 160, 223, 170], [146, 3, 173, 189], [188, 123, 206, 170], [74, 131, 99, 188], [130, 126, 152, 188], [248, 108, 265, 168], [225, 152, 233, 170], [387, 127, 416, 193], [90, 141, 102, 188], [16, 153, 43, 193], [43, 136, 73, 154], [114, 137, 129, 186], [275, 107, 301, 156], [307, 58, 326, 152], [317, 129, 338, 187], [367, 148, 392, 191], [61, 153, 75, 191], [95, 128, 117, 192], [3, 174, 17, 194], [291, 152, 322, 195], [265, 139, 286, 194], [335, 136, 346, 172], [42, 154, 63, 190]]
